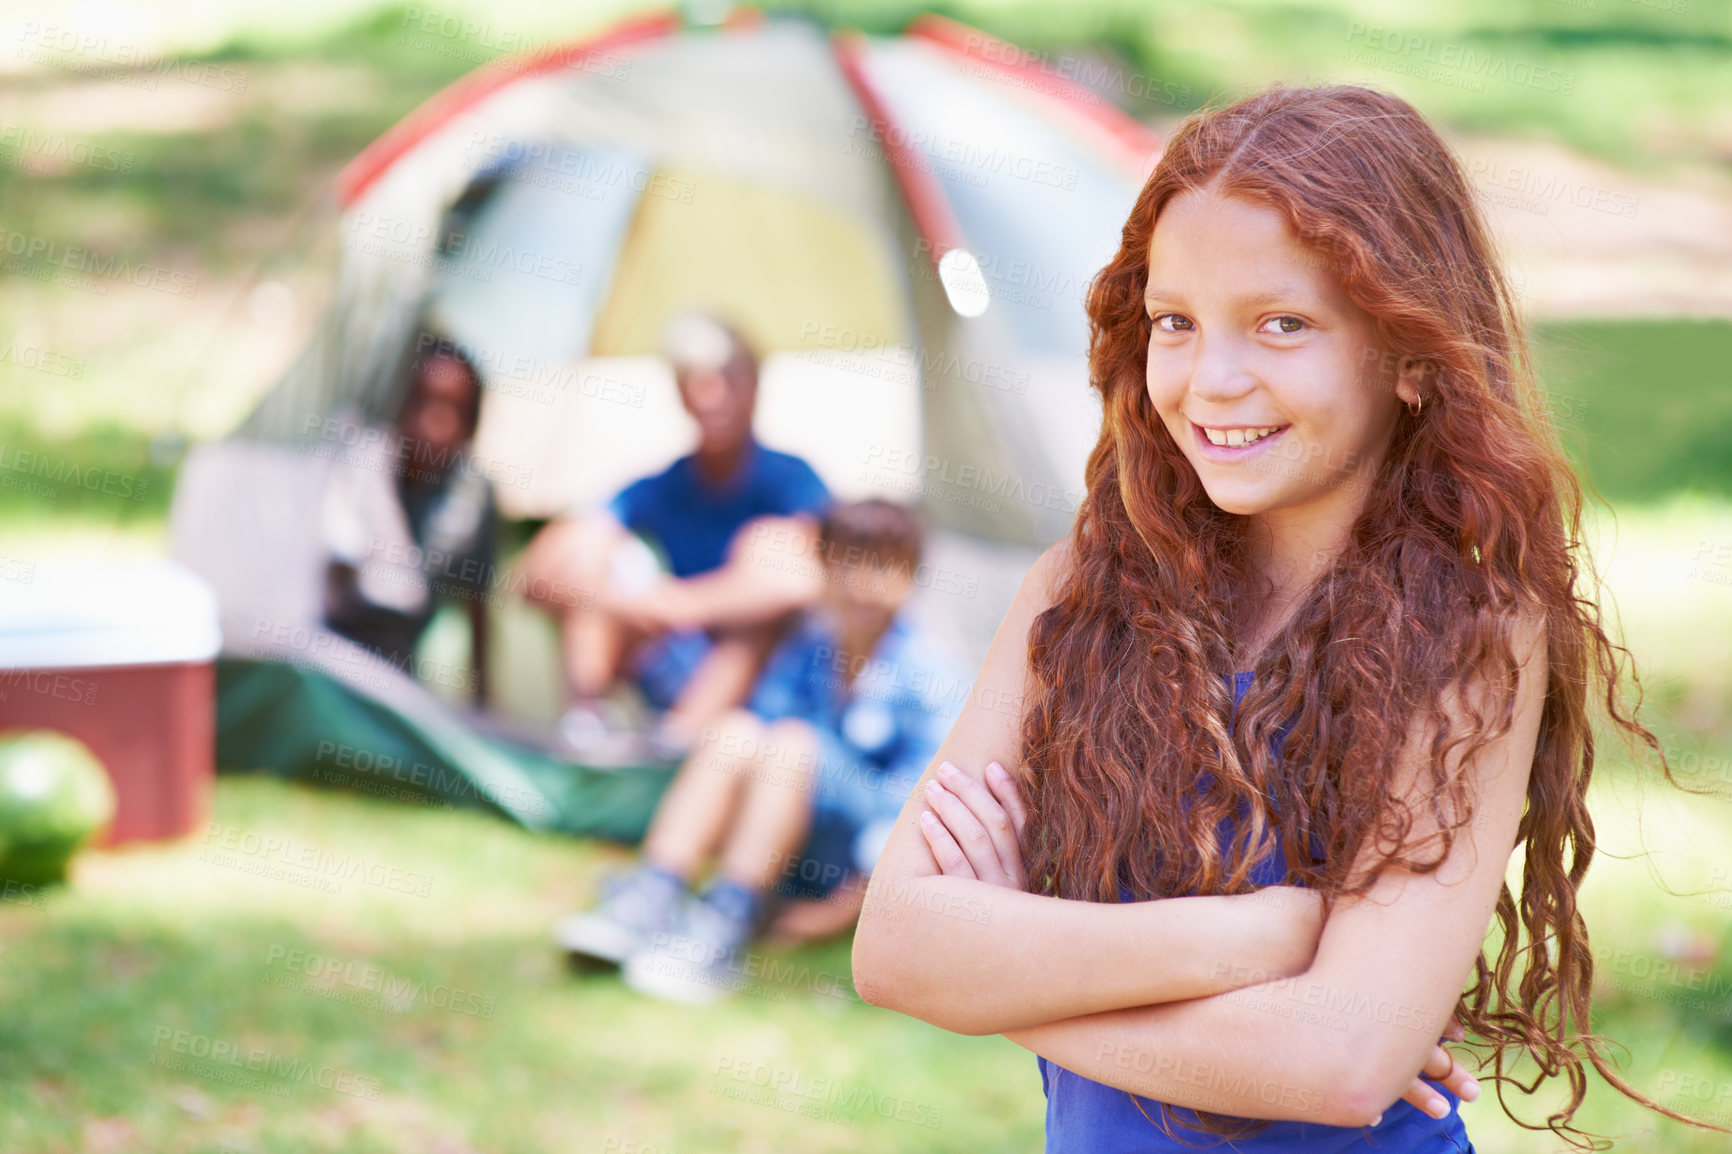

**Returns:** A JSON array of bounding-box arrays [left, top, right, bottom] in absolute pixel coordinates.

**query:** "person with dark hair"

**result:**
[[321, 335, 496, 704], [519, 313, 832, 762], [554, 499, 967, 1003]]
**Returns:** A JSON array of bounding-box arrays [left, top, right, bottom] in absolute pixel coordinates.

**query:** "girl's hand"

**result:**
[[1386, 1018, 1478, 1124], [918, 760, 1028, 890]]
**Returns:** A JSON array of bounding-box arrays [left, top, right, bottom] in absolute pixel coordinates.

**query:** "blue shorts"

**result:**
[[628, 627, 712, 711], [755, 722, 915, 900], [774, 803, 856, 901], [783, 724, 917, 894]]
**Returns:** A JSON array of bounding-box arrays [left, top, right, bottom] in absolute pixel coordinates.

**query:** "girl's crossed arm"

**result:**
[[993, 609, 1547, 1127], [851, 543, 1325, 1036]]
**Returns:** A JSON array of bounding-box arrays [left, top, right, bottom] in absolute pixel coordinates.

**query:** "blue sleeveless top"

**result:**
[[1036, 672, 1474, 1153]]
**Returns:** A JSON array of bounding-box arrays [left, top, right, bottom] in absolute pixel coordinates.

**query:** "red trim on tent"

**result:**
[[905, 14, 1161, 175], [831, 30, 967, 272], [335, 9, 680, 208], [723, 6, 766, 31]]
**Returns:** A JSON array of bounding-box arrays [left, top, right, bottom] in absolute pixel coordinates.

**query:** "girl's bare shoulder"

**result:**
[[974, 539, 1076, 684], [1025, 537, 1078, 612]]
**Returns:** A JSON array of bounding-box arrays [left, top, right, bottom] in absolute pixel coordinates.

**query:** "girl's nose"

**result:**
[[1187, 332, 1258, 402]]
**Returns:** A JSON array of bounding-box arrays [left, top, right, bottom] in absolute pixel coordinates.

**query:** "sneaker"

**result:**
[[622, 882, 760, 1005], [553, 863, 685, 966]]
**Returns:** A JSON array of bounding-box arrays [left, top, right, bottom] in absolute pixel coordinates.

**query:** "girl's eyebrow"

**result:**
[[1141, 285, 1317, 310], [1236, 286, 1316, 310]]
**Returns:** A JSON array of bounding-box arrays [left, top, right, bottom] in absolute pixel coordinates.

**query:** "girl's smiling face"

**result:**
[[1143, 189, 1421, 523]]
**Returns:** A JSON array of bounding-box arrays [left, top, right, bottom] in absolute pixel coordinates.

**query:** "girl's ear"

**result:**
[[1393, 357, 1430, 409]]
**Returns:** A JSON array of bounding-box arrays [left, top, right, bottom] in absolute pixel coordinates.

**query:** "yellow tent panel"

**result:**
[[589, 166, 908, 356]]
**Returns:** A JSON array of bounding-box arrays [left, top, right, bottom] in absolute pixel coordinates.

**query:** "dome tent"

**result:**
[[170, 7, 1157, 838], [236, 5, 1153, 545]]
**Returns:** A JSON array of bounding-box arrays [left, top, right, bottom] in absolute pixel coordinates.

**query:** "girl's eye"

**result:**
[[1152, 313, 1194, 333], [1260, 315, 1306, 335]]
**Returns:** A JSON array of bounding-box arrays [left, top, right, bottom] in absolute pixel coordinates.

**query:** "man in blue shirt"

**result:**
[[519, 315, 832, 762]]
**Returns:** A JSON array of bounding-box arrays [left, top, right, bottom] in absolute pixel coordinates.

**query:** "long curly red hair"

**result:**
[[1018, 84, 1727, 1148]]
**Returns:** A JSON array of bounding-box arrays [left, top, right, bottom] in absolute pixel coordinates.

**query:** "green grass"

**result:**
[[1533, 320, 1732, 504], [0, 7, 478, 275], [0, 764, 1728, 1153], [0, 776, 1042, 1153], [0, 413, 176, 527]]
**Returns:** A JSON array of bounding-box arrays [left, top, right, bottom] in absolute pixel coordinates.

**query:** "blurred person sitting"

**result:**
[[518, 313, 832, 763], [321, 336, 497, 705], [553, 499, 968, 1004]]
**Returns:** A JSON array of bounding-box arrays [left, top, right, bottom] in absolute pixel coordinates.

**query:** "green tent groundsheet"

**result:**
[[215, 657, 674, 844]]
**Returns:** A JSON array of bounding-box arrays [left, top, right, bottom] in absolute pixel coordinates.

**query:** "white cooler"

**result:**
[[0, 559, 220, 845]]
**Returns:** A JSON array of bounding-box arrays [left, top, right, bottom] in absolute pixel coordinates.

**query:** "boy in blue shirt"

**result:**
[[554, 499, 969, 1003], [518, 314, 832, 763]]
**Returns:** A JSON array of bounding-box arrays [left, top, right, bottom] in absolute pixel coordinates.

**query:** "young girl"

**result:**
[[852, 85, 1729, 1151]]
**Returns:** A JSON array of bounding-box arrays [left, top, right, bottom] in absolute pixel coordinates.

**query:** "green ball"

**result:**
[[0, 731, 117, 886]]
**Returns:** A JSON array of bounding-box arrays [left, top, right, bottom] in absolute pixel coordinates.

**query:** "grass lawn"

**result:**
[[0, 748, 1727, 1152], [0, 775, 1044, 1153], [1532, 320, 1732, 504]]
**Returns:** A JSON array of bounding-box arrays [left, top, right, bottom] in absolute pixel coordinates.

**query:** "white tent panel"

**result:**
[[858, 37, 1137, 357], [754, 347, 924, 503], [471, 349, 923, 520], [470, 356, 689, 520], [425, 144, 649, 369]]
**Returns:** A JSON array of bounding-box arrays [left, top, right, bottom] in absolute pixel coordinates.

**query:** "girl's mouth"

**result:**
[[1190, 421, 1290, 462]]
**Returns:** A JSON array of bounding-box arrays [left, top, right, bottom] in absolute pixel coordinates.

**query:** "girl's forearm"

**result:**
[[853, 875, 1316, 1035], [1001, 990, 1365, 1127]]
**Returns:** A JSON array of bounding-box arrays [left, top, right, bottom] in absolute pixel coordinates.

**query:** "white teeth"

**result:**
[[1203, 425, 1281, 447]]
